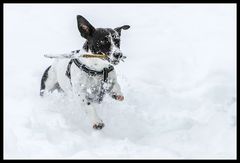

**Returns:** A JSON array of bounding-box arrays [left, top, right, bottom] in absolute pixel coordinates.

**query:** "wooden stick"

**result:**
[[82, 54, 108, 59], [44, 53, 108, 59]]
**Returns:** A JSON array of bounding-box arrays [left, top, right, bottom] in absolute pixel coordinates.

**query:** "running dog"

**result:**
[[40, 15, 130, 129]]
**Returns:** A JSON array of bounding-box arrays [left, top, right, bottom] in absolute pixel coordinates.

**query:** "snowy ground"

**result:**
[[4, 4, 236, 159]]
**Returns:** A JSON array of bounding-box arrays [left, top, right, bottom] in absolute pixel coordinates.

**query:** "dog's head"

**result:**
[[77, 15, 130, 65]]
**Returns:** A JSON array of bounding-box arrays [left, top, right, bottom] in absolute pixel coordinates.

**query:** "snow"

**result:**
[[4, 4, 236, 159]]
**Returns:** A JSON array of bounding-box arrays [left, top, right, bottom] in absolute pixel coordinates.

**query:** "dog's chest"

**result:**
[[70, 60, 114, 101], [84, 75, 114, 100]]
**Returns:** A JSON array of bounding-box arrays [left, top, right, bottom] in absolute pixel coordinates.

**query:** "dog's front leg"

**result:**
[[74, 93, 104, 129], [75, 94, 104, 130], [108, 70, 124, 101], [71, 73, 104, 129], [83, 103, 104, 130]]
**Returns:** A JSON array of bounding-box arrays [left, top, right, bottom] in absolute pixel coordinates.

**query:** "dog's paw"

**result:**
[[112, 95, 124, 101], [93, 122, 105, 130]]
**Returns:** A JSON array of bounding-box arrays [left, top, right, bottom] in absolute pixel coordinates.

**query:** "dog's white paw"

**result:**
[[93, 121, 105, 130], [112, 95, 124, 101]]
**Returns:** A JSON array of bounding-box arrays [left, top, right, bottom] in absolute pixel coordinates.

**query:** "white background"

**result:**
[[4, 4, 236, 159]]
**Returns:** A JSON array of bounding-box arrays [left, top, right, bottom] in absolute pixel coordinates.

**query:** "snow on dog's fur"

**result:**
[[40, 15, 130, 129]]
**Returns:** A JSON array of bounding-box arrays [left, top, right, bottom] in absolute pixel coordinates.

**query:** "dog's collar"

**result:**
[[66, 59, 114, 82], [73, 59, 114, 79], [65, 59, 115, 103]]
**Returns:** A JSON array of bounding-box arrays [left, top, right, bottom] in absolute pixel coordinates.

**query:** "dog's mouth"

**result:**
[[111, 60, 120, 65], [95, 52, 126, 65], [110, 56, 127, 65]]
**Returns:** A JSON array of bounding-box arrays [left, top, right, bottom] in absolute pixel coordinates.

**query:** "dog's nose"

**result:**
[[113, 52, 123, 59]]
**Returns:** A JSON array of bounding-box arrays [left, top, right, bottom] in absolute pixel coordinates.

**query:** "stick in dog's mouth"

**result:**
[[44, 52, 127, 66], [44, 53, 108, 59]]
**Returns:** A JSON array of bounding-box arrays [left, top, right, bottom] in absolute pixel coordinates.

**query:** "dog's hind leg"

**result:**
[[40, 66, 60, 96], [50, 82, 64, 93]]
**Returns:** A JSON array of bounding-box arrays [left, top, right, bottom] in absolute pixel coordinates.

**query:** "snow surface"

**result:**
[[4, 4, 236, 159]]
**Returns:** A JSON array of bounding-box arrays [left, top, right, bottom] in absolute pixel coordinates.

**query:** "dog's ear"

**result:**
[[77, 15, 95, 39], [114, 25, 130, 36]]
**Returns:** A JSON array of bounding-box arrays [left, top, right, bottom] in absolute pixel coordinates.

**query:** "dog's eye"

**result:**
[[100, 37, 109, 44], [100, 40, 105, 44], [112, 34, 119, 39], [114, 39, 120, 47]]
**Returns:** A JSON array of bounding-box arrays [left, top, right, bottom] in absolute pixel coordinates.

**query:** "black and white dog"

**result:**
[[40, 15, 130, 129]]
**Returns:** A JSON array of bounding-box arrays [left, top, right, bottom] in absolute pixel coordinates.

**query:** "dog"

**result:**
[[40, 15, 130, 129]]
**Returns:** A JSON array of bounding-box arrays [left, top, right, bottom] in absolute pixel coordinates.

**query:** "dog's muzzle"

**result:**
[[111, 52, 126, 65], [113, 52, 123, 59]]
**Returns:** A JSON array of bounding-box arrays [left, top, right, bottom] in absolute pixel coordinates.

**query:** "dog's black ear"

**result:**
[[77, 15, 95, 39], [114, 25, 130, 36]]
